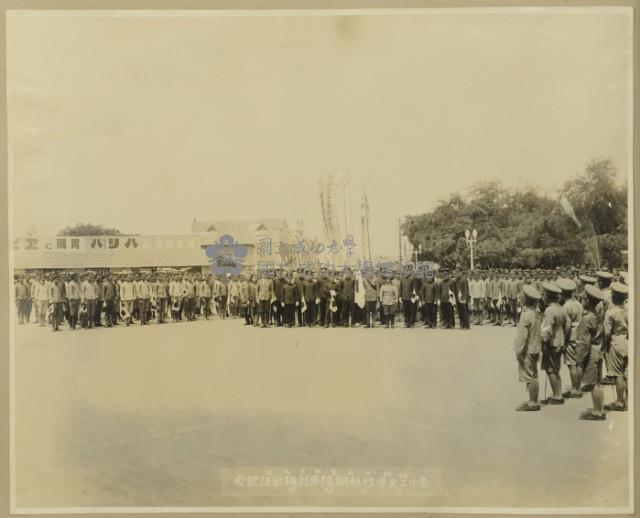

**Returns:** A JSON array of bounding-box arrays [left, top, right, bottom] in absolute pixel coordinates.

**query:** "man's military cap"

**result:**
[[596, 270, 613, 280], [542, 282, 561, 294], [522, 285, 541, 301], [557, 278, 577, 292], [579, 275, 597, 285], [610, 282, 628, 296], [584, 284, 605, 301]]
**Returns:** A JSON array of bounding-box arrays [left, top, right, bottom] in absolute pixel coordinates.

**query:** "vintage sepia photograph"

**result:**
[[5, 6, 635, 514]]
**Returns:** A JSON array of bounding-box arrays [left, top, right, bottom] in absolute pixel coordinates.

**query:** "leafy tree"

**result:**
[[58, 223, 123, 236], [403, 158, 627, 269]]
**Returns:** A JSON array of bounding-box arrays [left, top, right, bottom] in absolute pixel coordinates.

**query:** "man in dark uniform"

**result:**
[[294, 268, 306, 326], [272, 268, 286, 327], [455, 269, 470, 329], [399, 270, 419, 328], [101, 275, 117, 327], [540, 282, 567, 405], [577, 284, 606, 420], [281, 273, 300, 327], [324, 270, 341, 328], [514, 285, 543, 411], [340, 267, 356, 327], [559, 278, 583, 399], [420, 273, 438, 328], [438, 270, 455, 329], [302, 271, 318, 327], [316, 267, 329, 327]]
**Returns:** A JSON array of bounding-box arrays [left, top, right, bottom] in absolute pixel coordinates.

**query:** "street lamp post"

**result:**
[[413, 244, 422, 269], [464, 229, 478, 270]]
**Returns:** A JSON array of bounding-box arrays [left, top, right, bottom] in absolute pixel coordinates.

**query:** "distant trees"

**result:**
[[58, 223, 123, 236], [403, 159, 627, 269]]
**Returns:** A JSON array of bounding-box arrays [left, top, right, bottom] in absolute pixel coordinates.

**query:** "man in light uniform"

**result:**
[[514, 285, 543, 411], [540, 282, 567, 405], [558, 278, 584, 399]]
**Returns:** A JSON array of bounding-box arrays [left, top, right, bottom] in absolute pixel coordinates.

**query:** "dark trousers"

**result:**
[[259, 299, 270, 325], [67, 299, 79, 328], [94, 300, 102, 326], [104, 300, 115, 326], [84, 300, 96, 328], [139, 299, 149, 324], [325, 303, 338, 327], [155, 298, 166, 323], [217, 296, 227, 319], [201, 297, 211, 318], [244, 303, 254, 324], [440, 302, 455, 328], [402, 299, 417, 326], [304, 301, 316, 326], [318, 299, 327, 326], [364, 300, 377, 326], [424, 302, 437, 328], [457, 302, 470, 329], [271, 300, 283, 326], [284, 304, 296, 326], [50, 302, 63, 330], [341, 300, 355, 326], [296, 304, 303, 326]]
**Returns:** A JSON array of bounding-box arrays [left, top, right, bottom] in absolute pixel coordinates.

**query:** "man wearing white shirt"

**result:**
[[80, 273, 97, 329], [137, 274, 152, 325], [119, 274, 136, 326], [469, 272, 486, 326]]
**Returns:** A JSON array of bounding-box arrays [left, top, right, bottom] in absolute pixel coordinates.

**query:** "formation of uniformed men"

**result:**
[[513, 270, 629, 420], [14, 265, 628, 336]]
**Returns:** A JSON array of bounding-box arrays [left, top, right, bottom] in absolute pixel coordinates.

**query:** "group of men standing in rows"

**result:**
[[513, 270, 629, 420], [15, 265, 627, 336]]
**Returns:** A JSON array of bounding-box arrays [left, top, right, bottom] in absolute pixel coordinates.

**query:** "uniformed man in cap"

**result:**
[[557, 278, 584, 399], [271, 268, 286, 326], [576, 284, 606, 420], [340, 267, 357, 327], [514, 285, 543, 411], [324, 269, 342, 328], [256, 269, 274, 327], [101, 274, 117, 327], [437, 269, 455, 329], [595, 270, 616, 385], [603, 282, 629, 411], [316, 267, 329, 327], [540, 282, 567, 405]]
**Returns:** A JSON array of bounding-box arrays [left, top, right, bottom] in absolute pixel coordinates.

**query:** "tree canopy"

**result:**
[[403, 159, 627, 270], [58, 223, 123, 236]]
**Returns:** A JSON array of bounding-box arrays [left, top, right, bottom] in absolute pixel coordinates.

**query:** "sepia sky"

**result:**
[[7, 8, 632, 257]]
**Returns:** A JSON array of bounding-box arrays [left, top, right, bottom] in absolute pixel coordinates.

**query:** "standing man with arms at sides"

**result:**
[[295, 268, 306, 327], [281, 273, 300, 328], [120, 274, 135, 326], [603, 282, 629, 412], [468, 271, 484, 326], [101, 274, 117, 328], [34, 275, 49, 326], [80, 273, 97, 329], [154, 273, 168, 324], [216, 277, 229, 319], [256, 270, 274, 328], [595, 270, 615, 385], [400, 270, 418, 328], [137, 274, 152, 325], [169, 273, 183, 321], [316, 267, 329, 327], [576, 285, 606, 420], [420, 273, 438, 328], [198, 273, 212, 320], [65, 273, 81, 330], [302, 271, 318, 327], [362, 269, 379, 328], [438, 270, 455, 329], [340, 267, 357, 327], [514, 285, 543, 411], [540, 282, 567, 405], [558, 279, 584, 400], [271, 268, 286, 326], [456, 269, 471, 329], [182, 273, 196, 322], [14, 275, 29, 325], [93, 275, 103, 327], [48, 274, 65, 331], [245, 274, 257, 326], [324, 269, 341, 328], [380, 275, 398, 328]]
